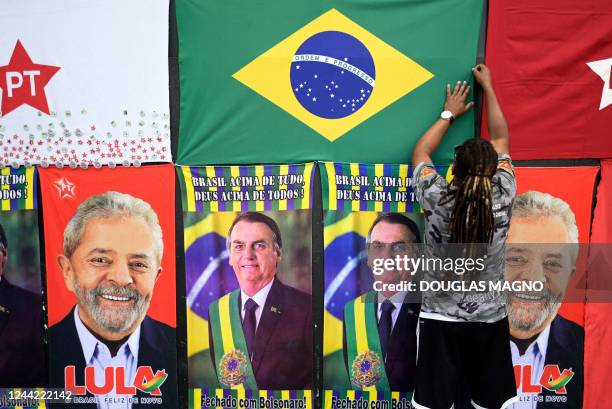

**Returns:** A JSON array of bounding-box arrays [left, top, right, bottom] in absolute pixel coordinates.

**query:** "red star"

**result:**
[[53, 177, 75, 199], [0, 40, 60, 116]]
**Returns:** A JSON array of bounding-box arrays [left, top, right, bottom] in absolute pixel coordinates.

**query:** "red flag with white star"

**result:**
[[483, 0, 612, 159], [0, 0, 170, 167]]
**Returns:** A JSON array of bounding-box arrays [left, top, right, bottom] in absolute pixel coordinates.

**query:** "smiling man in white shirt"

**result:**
[[505, 191, 583, 409], [49, 191, 177, 409]]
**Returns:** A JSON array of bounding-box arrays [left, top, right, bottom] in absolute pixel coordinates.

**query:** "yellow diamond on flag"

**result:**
[[233, 8, 434, 142]]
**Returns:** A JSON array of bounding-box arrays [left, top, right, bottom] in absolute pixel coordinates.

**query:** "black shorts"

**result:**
[[412, 317, 518, 409]]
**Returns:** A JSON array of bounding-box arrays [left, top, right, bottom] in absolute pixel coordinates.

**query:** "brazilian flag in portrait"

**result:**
[[176, 0, 484, 165], [180, 164, 315, 397]]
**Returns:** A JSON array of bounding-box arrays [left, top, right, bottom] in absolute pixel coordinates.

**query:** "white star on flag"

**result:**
[[53, 177, 75, 199], [587, 58, 612, 110]]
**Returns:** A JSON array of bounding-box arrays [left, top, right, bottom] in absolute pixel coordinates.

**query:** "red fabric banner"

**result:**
[[484, 0, 612, 159], [584, 160, 612, 409], [515, 166, 598, 325], [510, 166, 597, 406], [39, 165, 176, 327]]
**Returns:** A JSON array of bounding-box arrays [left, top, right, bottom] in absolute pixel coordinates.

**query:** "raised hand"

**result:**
[[472, 64, 493, 90], [444, 80, 474, 118]]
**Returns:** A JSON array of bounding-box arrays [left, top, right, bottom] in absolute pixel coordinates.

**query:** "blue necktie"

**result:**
[[242, 298, 258, 359], [378, 300, 395, 362]]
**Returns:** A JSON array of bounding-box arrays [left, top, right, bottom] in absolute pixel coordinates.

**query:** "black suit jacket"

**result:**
[[0, 278, 45, 387], [455, 314, 584, 409], [209, 279, 313, 389], [342, 298, 420, 391], [537, 315, 583, 409], [49, 308, 178, 408]]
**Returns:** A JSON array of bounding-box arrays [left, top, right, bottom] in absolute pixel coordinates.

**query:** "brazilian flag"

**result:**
[[176, 0, 484, 165]]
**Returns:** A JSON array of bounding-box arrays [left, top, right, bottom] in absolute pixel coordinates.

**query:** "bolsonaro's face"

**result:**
[[229, 220, 281, 291], [367, 221, 416, 286]]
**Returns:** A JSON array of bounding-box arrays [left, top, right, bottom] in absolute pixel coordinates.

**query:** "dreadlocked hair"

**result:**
[[442, 138, 498, 245]]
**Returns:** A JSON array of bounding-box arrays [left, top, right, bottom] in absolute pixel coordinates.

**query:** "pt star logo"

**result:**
[[587, 57, 612, 110], [0, 40, 61, 116], [53, 177, 75, 199]]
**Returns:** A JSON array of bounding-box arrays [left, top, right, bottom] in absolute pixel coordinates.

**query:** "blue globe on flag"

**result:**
[[290, 31, 376, 119], [324, 231, 373, 320]]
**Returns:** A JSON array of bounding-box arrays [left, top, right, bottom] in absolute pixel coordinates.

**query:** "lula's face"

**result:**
[[61, 216, 160, 336], [505, 216, 575, 334]]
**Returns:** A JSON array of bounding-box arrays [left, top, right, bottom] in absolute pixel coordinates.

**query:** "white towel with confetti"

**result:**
[[0, 0, 170, 167]]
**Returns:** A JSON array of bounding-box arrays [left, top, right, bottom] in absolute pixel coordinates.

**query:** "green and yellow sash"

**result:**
[[209, 290, 258, 390], [344, 291, 391, 392]]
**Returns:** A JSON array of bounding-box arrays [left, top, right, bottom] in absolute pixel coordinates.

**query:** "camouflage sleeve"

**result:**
[[412, 161, 447, 211], [493, 153, 517, 199]]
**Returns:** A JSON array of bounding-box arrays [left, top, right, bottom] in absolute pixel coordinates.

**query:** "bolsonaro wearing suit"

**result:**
[[208, 212, 312, 390]]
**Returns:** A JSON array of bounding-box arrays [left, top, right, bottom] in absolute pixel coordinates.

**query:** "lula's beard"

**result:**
[[506, 289, 563, 333], [72, 276, 150, 334]]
